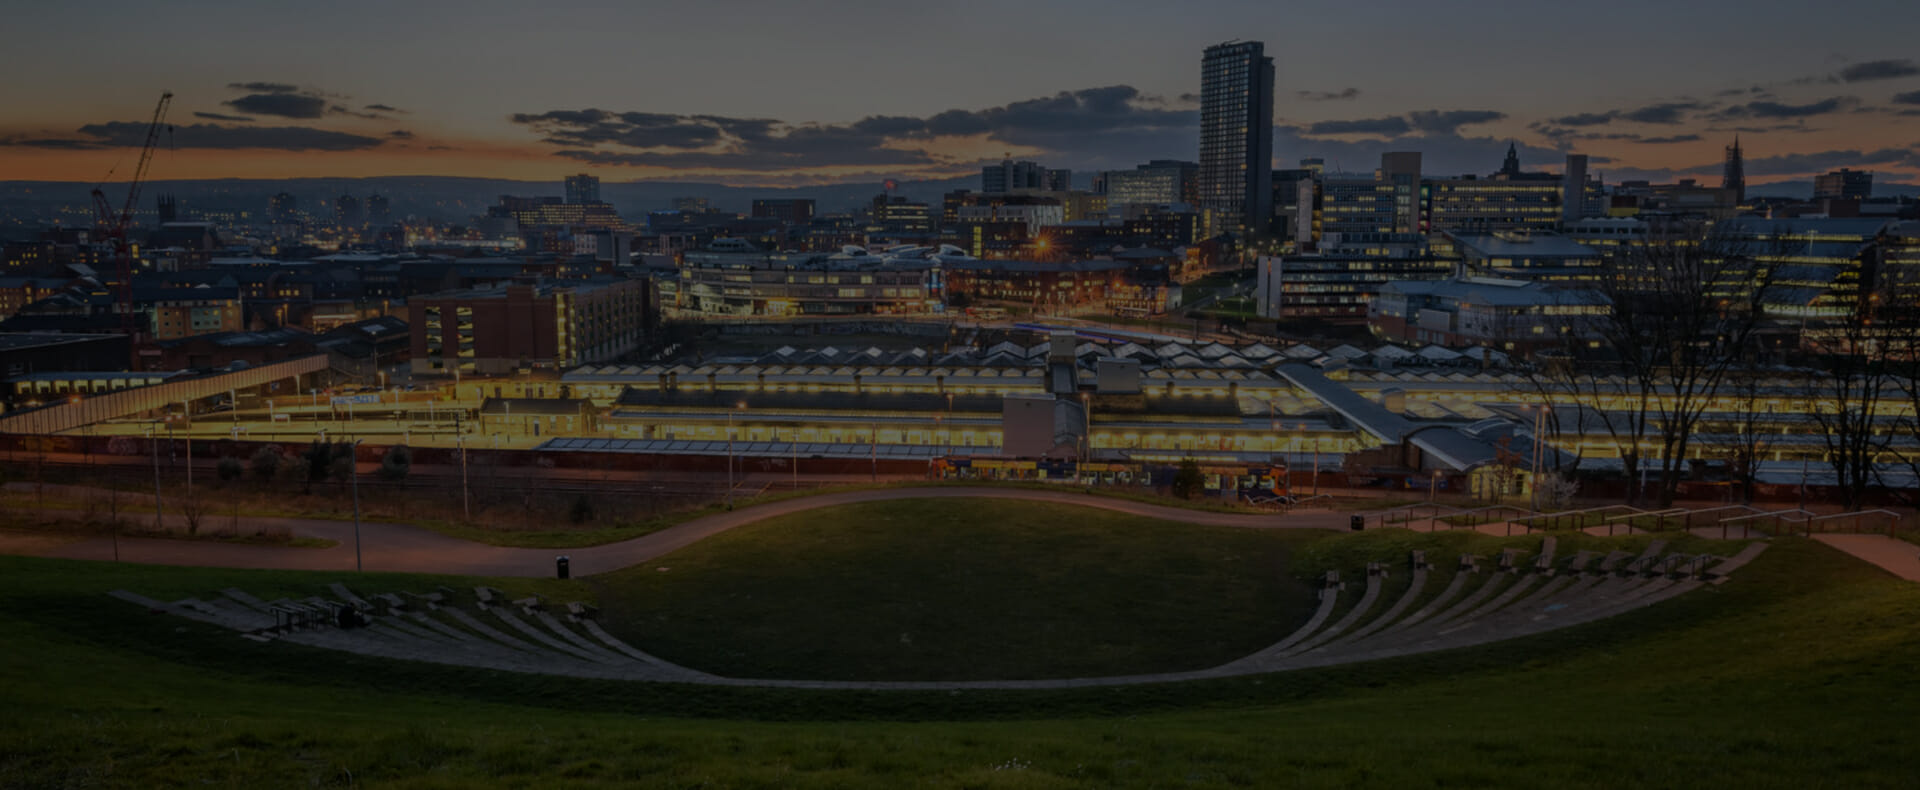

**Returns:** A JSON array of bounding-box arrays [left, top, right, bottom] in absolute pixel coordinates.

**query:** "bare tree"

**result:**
[[1719, 370, 1776, 504], [178, 490, 209, 536], [1801, 276, 1907, 511], [1607, 232, 1773, 506]]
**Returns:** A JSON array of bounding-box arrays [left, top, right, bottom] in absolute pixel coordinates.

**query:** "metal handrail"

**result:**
[[1806, 509, 1905, 536], [1289, 494, 1336, 508], [1518, 503, 1651, 530], [1719, 508, 1815, 537], [1356, 502, 1470, 529]]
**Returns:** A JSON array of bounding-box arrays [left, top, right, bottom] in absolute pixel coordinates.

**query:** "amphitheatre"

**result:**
[[5, 483, 1919, 786], [96, 488, 1774, 689]]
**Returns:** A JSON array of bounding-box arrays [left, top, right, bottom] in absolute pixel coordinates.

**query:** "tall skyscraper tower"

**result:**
[[1722, 137, 1745, 205], [1199, 40, 1274, 236], [366, 194, 391, 225], [269, 192, 298, 224], [565, 173, 601, 204]]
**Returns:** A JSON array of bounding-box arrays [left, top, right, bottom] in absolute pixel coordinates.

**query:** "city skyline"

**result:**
[[2, 0, 1918, 187]]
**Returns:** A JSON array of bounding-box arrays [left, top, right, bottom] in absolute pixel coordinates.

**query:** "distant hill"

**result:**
[[0, 174, 981, 227]]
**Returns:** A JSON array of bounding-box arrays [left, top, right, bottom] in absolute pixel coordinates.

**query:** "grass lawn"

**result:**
[[2, 524, 1918, 786], [590, 499, 1313, 681]]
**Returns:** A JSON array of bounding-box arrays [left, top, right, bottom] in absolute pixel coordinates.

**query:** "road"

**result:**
[[8, 486, 1345, 578]]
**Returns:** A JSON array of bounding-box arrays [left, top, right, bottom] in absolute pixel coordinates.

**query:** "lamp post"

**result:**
[[726, 401, 745, 508], [144, 423, 162, 536], [457, 432, 470, 520], [350, 439, 364, 572], [181, 401, 192, 496], [1080, 391, 1093, 476], [1527, 404, 1550, 510], [69, 395, 88, 468]]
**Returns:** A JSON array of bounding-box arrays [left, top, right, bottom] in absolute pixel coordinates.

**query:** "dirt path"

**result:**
[[1813, 534, 1920, 582], [6, 487, 1344, 577]]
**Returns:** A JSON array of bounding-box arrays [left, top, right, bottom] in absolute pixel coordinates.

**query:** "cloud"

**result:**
[[225, 81, 299, 94], [1296, 88, 1361, 101], [388, 129, 414, 139], [192, 111, 254, 122], [222, 82, 399, 120], [1406, 110, 1506, 134], [0, 137, 107, 150], [1305, 116, 1411, 136], [512, 85, 1194, 172], [3, 121, 389, 152], [1715, 97, 1857, 120], [1543, 111, 1616, 127], [1634, 134, 1702, 144], [1835, 59, 1920, 83], [225, 93, 328, 119], [1617, 102, 1704, 124], [1893, 90, 1920, 105], [1534, 101, 1704, 132], [330, 104, 393, 120]]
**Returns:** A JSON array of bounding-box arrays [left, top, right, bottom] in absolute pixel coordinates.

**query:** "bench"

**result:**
[[1410, 550, 1431, 571], [565, 601, 599, 620]]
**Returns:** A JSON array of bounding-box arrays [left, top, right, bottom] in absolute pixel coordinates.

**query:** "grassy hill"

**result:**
[[3, 520, 1918, 787]]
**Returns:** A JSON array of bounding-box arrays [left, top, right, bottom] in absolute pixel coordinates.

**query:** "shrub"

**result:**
[[276, 456, 309, 486], [216, 456, 243, 482], [303, 440, 333, 485], [378, 445, 411, 482], [568, 494, 595, 525], [1172, 458, 1203, 500], [249, 447, 281, 481]]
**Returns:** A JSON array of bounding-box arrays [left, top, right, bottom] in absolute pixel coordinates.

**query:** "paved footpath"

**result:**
[[7, 487, 1345, 578], [1813, 534, 1920, 581]]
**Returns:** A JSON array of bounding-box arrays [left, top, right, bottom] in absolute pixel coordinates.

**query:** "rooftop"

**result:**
[[1445, 232, 1602, 259]]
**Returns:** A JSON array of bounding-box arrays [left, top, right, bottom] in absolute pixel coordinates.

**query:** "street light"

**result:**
[[143, 423, 162, 537], [455, 414, 471, 520], [1523, 404, 1550, 510], [349, 439, 364, 572], [726, 401, 746, 508]]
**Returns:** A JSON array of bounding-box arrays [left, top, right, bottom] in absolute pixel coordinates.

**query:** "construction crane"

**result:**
[[90, 91, 172, 350]]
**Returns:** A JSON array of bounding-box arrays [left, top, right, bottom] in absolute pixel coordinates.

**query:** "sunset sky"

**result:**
[[4, 0, 1917, 186]]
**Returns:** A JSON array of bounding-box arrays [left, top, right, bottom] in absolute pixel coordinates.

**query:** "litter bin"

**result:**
[[556, 555, 571, 579], [1350, 515, 1365, 532]]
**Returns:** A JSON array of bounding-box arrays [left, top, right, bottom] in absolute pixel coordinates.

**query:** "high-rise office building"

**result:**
[[1377, 152, 1421, 234], [750, 198, 816, 225], [269, 192, 298, 225], [1813, 168, 1872, 200], [366, 194, 391, 226], [1103, 160, 1199, 214], [335, 194, 362, 227], [983, 158, 1047, 193], [1563, 154, 1590, 224], [565, 173, 601, 204], [1199, 41, 1274, 235], [1043, 169, 1073, 192]]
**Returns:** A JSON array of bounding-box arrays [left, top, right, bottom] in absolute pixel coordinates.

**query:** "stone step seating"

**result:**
[[111, 538, 1768, 687], [1231, 537, 1767, 673], [110, 583, 714, 682]]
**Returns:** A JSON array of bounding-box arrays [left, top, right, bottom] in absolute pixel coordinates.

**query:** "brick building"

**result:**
[[409, 277, 653, 376]]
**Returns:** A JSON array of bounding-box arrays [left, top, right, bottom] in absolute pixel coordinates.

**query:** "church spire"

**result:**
[[1722, 135, 1746, 205], [1498, 141, 1522, 177]]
